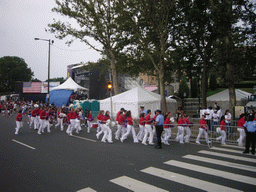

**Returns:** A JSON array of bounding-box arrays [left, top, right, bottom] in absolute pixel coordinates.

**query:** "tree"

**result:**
[[46, 77, 66, 83], [0, 56, 34, 92], [191, 77, 198, 98], [178, 79, 190, 99], [48, 0, 123, 95], [209, 73, 217, 90]]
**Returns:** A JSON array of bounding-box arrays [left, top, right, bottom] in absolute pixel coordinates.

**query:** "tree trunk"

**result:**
[[201, 61, 208, 108], [109, 49, 119, 95], [159, 63, 167, 114]]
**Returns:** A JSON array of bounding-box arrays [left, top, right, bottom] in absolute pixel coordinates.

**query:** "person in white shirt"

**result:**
[[224, 109, 232, 135], [212, 110, 219, 131]]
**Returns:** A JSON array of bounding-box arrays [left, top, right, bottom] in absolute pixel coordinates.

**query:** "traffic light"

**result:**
[[107, 81, 112, 92]]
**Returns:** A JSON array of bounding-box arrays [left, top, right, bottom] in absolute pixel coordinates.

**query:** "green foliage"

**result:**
[[178, 79, 190, 98], [191, 77, 198, 98], [0, 56, 33, 92], [209, 73, 217, 90], [46, 77, 66, 83]]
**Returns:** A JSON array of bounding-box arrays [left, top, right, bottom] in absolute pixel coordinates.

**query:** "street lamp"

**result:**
[[34, 38, 54, 103]]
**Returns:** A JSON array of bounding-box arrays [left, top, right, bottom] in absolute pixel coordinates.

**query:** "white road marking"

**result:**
[[164, 160, 256, 185], [70, 135, 97, 142], [198, 150, 256, 163], [77, 187, 97, 192], [221, 144, 244, 149], [183, 154, 256, 172], [141, 167, 242, 192], [211, 147, 243, 154], [12, 139, 36, 150], [110, 175, 168, 192]]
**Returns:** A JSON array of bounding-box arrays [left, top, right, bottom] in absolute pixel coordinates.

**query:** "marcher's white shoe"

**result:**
[[196, 141, 201, 144]]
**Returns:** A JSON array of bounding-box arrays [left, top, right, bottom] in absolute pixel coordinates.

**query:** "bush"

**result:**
[[178, 79, 190, 98]]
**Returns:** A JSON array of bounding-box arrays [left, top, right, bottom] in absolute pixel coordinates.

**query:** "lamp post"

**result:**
[[34, 38, 54, 103]]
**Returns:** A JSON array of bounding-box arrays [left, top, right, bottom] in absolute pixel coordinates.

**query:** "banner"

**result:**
[[41, 82, 60, 93]]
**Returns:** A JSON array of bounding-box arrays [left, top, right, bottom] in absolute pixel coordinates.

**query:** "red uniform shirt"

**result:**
[[183, 118, 190, 126], [145, 114, 151, 125], [164, 118, 170, 128], [127, 116, 133, 125], [40, 111, 46, 119], [31, 109, 38, 117], [200, 118, 207, 129], [177, 118, 184, 125], [139, 117, 145, 126], [16, 113, 22, 121], [118, 114, 124, 124], [116, 111, 121, 121], [220, 120, 226, 131], [237, 118, 245, 128]]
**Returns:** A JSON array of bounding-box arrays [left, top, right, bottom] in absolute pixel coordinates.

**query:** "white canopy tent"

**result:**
[[100, 87, 177, 118], [51, 77, 88, 92]]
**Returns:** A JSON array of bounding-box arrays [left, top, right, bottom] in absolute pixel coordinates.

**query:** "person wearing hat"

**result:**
[[154, 110, 164, 149], [140, 106, 147, 116]]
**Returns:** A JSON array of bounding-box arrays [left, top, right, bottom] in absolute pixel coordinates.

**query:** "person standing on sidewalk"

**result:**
[[154, 110, 164, 149], [243, 115, 256, 155]]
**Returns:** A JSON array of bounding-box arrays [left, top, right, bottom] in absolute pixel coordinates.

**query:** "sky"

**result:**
[[0, 0, 102, 81]]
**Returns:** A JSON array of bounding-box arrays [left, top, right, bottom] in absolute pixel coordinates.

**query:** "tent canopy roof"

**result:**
[[100, 87, 176, 103], [51, 77, 88, 92], [207, 89, 251, 101]]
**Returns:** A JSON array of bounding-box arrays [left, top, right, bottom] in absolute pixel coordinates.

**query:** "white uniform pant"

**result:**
[[121, 124, 138, 142], [196, 128, 209, 143], [216, 130, 226, 144], [115, 124, 123, 139], [177, 126, 184, 143], [75, 119, 82, 132], [38, 119, 47, 134], [101, 124, 113, 142], [66, 119, 76, 134], [163, 128, 171, 144], [142, 124, 154, 144], [87, 121, 92, 133], [55, 117, 63, 131], [96, 123, 104, 138], [15, 121, 23, 134], [137, 125, 145, 141], [29, 116, 38, 129], [97, 121, 102, 133], [184, 127, 191, 142], [237, 128, 245, 146]]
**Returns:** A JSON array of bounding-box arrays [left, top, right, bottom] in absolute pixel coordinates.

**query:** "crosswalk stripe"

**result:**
[[141, 167, 242, 192], [221, 144, 244, 149], [211, 147, 243, 154], [109, 175, 168, 192], [183, 154, 256, 172], [164, 160, 256, 185], [77, 187, 97, 192], [199, 150, 256, 163]]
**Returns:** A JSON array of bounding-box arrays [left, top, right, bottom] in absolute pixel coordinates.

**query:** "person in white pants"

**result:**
[[15, 110, 23, 134], [30, 106, 39, 129], [216, 116, 227, 145], [37, 107, 47, 135], [177, 115, 185, 144], [55, 109, 65, 131], [101, 111, 113, 143], [120, 111, 138, 143], [142, 110, 154, 145], [96, 110, 105, 139], [86, 111, 93, 133], [237, 113, 246, 146], [184, 115, 192, 143], [137, 113, 145, 141], [162, 112, 172, 145], [196, 115, 211, 144], [115, 111, 124, 140]]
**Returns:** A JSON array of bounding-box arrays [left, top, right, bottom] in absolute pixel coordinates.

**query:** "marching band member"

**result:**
[[101, 111, 113, 143], [142, 110, 154, 145], [196, 115, 211, 144], [55, 108, 64, 131], [184, 115, 192, 143], [96, 110, 105, 139], [30, 105, 39, 130], [162, 112, 172, 145], [86, 111, 93, 133], [216, 115, 226, 145], [37, 107, 47, 135], [176, 115, 185, 144], [115, 111, 124, 140], [120, 110, 139, 143], [137, 113, 145, 141], [14, 110, 23, 135], [237, 113, 246, 146]]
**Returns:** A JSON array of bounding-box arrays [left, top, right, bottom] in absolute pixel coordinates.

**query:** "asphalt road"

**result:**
[[0, 114, 256, 192]]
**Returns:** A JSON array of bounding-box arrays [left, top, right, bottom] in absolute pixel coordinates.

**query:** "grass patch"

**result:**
[[240, 88, 254, 94]]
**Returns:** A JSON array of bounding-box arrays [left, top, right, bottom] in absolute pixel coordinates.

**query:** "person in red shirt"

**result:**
[[120, 110, 139, 143], [163, 112, 172, 145], [216, 115, 226, 145], [96, 110, 105, 139], [30, 106, 39, 130], [196, 115, 211, 144], [55, 108, 64, 131], [184, 115, 192, 143], [101, 111, 113, 143], [37, 107, 47, 135], [137, 113, 145, 141], [142, 110, 154, 145], [176, 115, 185, 144], [86, 110, 93, 133], [115, 108, 125, 122], [66, 108, 78, 135], [115, 111, 124, 140], [15, 110, 23, 135], [237, 113, 246, 146]]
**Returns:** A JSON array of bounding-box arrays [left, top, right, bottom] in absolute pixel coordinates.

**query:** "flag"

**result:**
[[23, 82, 42, 93]]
